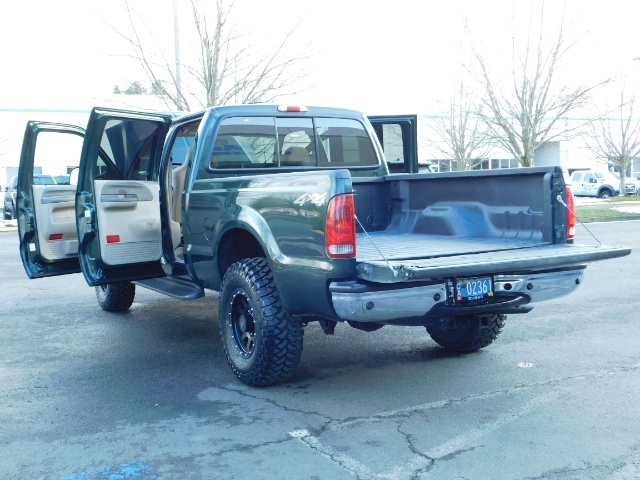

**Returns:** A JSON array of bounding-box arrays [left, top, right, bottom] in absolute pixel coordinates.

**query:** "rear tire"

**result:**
[[219, 258, 304, 386], [426, 314, 506, 352], [598, 189, 612, 199], [95, 282, 136, 312]]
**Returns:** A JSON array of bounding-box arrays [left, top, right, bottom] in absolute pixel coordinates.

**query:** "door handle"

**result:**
[[100, 194, 138, 203]]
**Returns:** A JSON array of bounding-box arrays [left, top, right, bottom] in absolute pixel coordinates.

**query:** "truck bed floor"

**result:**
[[356, 232, 543, 262]]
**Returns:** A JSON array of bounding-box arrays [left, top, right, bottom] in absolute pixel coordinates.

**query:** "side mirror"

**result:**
[[589, 178, 597, 184]]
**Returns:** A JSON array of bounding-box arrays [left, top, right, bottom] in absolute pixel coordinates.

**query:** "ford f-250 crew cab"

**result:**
[[15, 105, 630, 386]]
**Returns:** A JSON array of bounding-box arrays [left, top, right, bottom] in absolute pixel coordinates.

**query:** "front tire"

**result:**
[[426, 313, 506, 352], [219, 258, 304, 386], [95, 282, 136, 312]]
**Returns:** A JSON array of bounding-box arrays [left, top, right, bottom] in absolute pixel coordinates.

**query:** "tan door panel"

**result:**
[[94, 180, 162, 266], [32, 185, 78, 261]]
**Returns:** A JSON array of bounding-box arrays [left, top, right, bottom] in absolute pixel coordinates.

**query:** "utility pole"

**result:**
[[173, 0, 182, 110]]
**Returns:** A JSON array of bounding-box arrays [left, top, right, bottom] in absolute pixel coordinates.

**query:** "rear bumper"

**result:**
[[330, 267, 585, 323]]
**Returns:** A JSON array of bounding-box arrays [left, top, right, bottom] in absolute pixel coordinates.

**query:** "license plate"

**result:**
[[455, 276, 493, 302]]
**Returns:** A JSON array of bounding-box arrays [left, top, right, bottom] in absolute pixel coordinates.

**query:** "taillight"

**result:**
[[325, 194, 356, 258], [565, 186, 576, 240]]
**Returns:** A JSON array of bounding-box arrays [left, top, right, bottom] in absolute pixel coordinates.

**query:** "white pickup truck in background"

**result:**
[[570, 170, 620, 198], [624, 175, 640, 195]]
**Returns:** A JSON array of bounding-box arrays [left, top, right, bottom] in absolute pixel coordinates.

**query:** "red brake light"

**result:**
[[326, 194, 356, 258], [565, 186, 575, 240]]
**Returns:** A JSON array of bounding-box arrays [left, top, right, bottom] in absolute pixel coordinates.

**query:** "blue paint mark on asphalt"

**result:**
[[59, 461, 158, 480]]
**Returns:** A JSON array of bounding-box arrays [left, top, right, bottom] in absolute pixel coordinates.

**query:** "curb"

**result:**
[[578, 215, 640, 223], [0, 220, 18, 232]]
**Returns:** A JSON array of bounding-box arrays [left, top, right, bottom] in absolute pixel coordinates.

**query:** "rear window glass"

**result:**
[[315, 118, 378, 167], [208, 116, 378, 171], [278, 118, 316, 166], [33, 175, 56, 185], [211, 117, 277, 169]]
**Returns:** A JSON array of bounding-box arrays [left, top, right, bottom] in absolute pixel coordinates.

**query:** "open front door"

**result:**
[[17, 122, 85, 278], [368, 115, 419, 173], [76, 108, 173, 286]]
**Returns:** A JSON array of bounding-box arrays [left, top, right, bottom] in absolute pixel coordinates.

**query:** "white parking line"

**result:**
[[423, 390, 561, 460], [289, 429, 378, 478], [290, 390, 562, 479]]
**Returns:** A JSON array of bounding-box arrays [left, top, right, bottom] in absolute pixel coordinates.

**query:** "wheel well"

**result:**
[[217, 228, 266, 278]]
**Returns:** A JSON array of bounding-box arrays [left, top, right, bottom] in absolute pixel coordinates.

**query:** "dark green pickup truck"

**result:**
[[15, 105, 630, 385]]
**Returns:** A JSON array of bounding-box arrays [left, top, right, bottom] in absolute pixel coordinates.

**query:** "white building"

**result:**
[[418, 115, 640, 179]]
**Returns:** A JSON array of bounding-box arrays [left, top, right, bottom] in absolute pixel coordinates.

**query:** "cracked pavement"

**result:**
[[1, 222, 639, 479]]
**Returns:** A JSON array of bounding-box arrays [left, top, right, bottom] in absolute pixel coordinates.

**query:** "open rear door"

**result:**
[[17, 122, 85, 278], [368, 115, 419, 173], [76, 108, 173, 286]]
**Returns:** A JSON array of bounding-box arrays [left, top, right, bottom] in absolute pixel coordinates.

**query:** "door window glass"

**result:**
[[33, 131, 83, 184], [168, 120, 200, 167], [378, 123, 404, 171], [98, 119, 162, 180]]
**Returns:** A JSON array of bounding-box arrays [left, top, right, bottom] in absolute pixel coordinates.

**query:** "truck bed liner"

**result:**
[[357, 232, 543, 262]]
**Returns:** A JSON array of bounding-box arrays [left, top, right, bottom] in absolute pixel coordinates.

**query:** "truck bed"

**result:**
[[351, 169, 630, 283]]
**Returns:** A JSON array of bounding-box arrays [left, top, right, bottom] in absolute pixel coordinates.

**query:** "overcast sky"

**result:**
[[1, 0, 640, 168], [3, 0, 640, 111]]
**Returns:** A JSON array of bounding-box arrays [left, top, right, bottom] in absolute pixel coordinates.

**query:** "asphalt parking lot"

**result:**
[[1, 221, 639, 479]]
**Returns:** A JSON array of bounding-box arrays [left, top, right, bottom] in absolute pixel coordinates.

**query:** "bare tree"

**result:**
[[427, 80, 493, 171], [468, 4, 606, 167], [116, 0, 311, 110], [585, 85, 640, 193]]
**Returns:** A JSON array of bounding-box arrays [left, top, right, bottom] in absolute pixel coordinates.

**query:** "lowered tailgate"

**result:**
[[355, 233, 631, 283]]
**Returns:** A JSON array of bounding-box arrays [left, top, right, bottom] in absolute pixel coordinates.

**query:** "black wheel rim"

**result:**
[[230, 290, 256, 358]]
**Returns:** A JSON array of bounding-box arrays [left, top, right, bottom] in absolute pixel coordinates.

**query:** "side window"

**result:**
[[169, 120, 200, 168], [315, 118, 378, 167], [33, 131, 83, 184], [97, 119, 162, 180], [573, 173, 582, 182], [377, 123, 404, 172], [584, 173, 595, 183], [210, 117, 277, 169], [277, 118, 316, 166]]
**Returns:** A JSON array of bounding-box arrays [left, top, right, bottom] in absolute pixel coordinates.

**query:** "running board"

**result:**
[[134, 277, 204, 300]]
